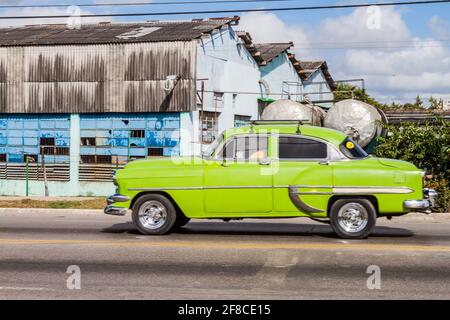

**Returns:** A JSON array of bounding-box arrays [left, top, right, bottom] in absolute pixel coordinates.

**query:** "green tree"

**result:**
[[375, 118, 450, 211]]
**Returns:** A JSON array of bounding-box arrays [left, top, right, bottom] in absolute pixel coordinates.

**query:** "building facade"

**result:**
[[0, 17, 261, 196]]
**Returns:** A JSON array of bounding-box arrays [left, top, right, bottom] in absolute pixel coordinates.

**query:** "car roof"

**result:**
[[223, 124, 348, 147]]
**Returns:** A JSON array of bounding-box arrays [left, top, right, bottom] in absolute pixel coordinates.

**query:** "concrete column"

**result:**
[[180, 111, 198, 156], [69, 114, 80, 190]]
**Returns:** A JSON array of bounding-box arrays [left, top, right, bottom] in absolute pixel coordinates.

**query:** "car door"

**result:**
[[272, 135, 333, 215], [203, 134, 273, 215]]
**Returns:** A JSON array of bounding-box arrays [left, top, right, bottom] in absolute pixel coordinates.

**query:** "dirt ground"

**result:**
[[0, 197, 105, 209]]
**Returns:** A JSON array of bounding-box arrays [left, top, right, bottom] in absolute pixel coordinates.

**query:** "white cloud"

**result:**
[[428, 15, 450, 38], [0, 7, 111, 28], [239, 8, 450, 104], [318, 7, 411, 43], [238, 11, 311, 55]]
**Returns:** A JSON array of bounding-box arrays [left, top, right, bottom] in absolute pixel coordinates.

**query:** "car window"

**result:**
[[218, 135, 268, 161], [279, 136, 328, 159]]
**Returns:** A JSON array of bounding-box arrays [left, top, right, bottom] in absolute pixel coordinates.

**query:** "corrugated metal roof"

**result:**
[[0, 41, 197, 113], [385, 109, 450, 124], [0, 17, 239, 46], [298, 61, 336, 90], [254, 43, 293, 63], [235, 32, 336, 91]]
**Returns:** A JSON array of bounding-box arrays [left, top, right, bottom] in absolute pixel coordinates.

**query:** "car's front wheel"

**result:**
[[132, 194, 177, 235], [329, 198, 376, 239]]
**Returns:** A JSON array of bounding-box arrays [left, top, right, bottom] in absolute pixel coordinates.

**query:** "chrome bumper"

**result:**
[[104, 193, 130, 216], [104, 205, 128, 216], [403, 188, 437, 212], [106, 194, 130, 205]]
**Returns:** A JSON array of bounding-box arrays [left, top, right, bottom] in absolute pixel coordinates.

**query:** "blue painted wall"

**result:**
[[79, 113, 180, 161], [0, 114, 71, 164]]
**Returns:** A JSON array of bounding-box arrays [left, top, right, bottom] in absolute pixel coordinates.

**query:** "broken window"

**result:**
[[80, 155, 111, 164], [55, 147, 70, 156], [81, 155, 95, 163], [23, 154, 38, 162], [130, 130, 145, 138], [40, 137, 55, 146], [148, 147, 163, 157], [234, 115, 251, 128], [41, 146, 54, 155], [213, 92, 224, 109], [200, 111, 219, 144], [96, 155, 112, 164], [81, 137, 96, 146]]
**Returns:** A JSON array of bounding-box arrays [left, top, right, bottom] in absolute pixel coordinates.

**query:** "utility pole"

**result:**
[[40, 147, 49, 197]]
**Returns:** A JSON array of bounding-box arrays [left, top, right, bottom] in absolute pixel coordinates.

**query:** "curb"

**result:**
[[0, 208, 449, 222], [0, 208, 104, 215]]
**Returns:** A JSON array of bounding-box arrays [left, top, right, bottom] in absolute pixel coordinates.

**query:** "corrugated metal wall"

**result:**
[[0, 114, 71, 181], [0, 41, 197, 113]]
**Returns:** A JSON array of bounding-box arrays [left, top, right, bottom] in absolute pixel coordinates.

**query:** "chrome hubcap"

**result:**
[[337, 203, 368, 233], [138, 200, 167, 230]]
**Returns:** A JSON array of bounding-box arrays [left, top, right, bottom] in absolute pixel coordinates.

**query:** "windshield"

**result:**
[[202, 134, 224, 159], [339, 137, 368, 159]]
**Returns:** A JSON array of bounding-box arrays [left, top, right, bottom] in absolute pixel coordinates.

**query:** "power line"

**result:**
[[0, 0, 449, 20], [0, 0, 308, 9]]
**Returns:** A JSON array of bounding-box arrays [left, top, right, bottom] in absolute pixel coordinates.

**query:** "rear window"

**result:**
[[279, 136, 328, 159], [340, 137, 368, 159]]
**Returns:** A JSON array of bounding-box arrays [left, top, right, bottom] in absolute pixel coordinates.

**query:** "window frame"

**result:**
[[276, 134, 337, 162], [213, 133, 270, 163]]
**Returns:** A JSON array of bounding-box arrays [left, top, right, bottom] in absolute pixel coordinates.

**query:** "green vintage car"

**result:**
[[105, 121, 437, 239]]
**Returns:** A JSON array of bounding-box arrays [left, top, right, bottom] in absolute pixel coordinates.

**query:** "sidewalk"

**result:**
[[0, 196, 105, 210], [0, 196, 101, 201], [0, 206, 449, 223]]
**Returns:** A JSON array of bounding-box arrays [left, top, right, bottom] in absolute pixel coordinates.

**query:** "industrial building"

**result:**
[[236, 32, 335, 108], [0, 17, 337, 197], [0, 17, 264, 196]]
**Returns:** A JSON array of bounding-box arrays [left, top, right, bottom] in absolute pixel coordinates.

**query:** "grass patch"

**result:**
[[0, 198, 105, 209]]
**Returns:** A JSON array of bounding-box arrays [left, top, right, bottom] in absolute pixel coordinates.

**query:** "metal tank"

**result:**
[[261, 99, 323, 126], [324, 99, 387, 148]]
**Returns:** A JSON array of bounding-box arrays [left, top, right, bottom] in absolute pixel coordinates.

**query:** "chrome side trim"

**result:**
[[129, 186, 203, 191], [128, 185, 289, 191], [129, 185, 414, 194], [332, 187, 414, 194], [288, 186, 323, 214], [293, 185, 414, 194]]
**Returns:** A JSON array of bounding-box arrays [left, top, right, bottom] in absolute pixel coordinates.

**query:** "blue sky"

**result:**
[[1, 0, 450, 104]]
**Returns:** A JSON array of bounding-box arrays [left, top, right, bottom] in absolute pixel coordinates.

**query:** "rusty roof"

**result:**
[[254, 43, 293, 63], [298, 60, 336, 90], [0, 17, 240, 46]]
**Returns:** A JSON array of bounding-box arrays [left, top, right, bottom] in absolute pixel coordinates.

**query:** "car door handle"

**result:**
[[318, 161, 329, 165]]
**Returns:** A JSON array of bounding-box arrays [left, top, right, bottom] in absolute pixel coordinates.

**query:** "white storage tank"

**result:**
[[324, 99, 386, 148], [261, 99, 323, 126]]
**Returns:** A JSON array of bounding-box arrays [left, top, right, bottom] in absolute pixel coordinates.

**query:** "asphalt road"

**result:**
[[0, 209, 449, 299]]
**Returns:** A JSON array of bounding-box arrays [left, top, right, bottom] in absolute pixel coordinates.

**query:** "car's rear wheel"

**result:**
[[132, 194, 176, 235], [329, 198, 376, 239]]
